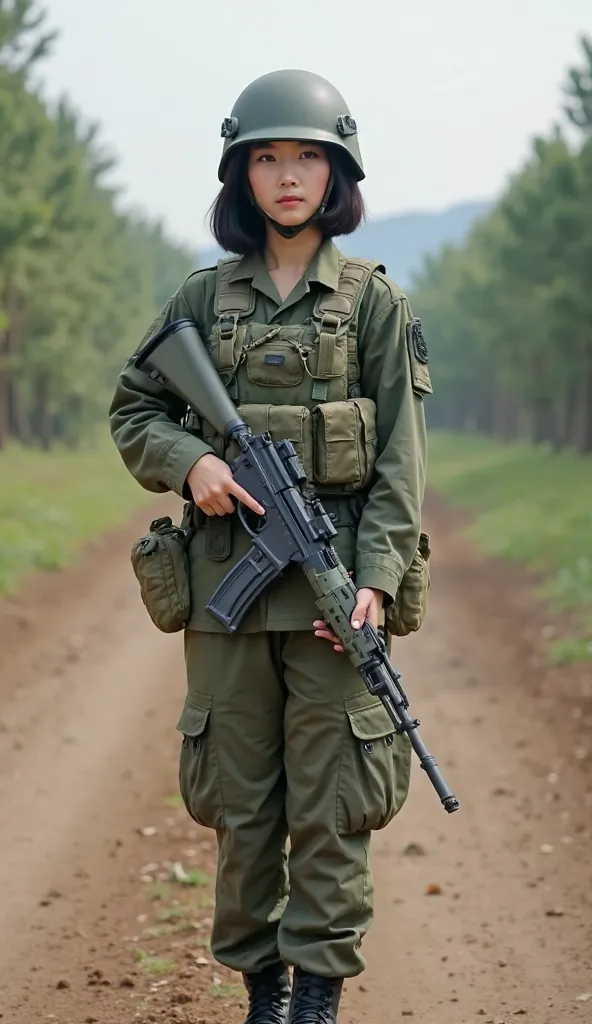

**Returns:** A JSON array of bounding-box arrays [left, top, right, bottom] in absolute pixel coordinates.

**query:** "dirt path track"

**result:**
[[0, 496, 590, 1024]]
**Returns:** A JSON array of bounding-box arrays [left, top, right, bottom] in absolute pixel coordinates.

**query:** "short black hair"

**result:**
[[209, 145, 366, 255]]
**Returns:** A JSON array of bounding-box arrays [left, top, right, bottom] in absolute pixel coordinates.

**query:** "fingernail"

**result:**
[[352, 619, 360, 630]]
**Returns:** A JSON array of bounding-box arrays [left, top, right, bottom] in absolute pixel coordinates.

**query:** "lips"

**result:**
[[277, 195, 303, 205]]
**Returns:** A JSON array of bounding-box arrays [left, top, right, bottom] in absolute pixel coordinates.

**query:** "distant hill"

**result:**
[[195, 198, 491, 288], [337, 199, 491, 287]]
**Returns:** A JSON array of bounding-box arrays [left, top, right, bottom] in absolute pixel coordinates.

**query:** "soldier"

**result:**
[[110, 69, 431, 1023]]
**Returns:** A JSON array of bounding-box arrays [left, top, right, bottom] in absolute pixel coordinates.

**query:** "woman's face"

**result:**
[[247, 140, 331, 229]]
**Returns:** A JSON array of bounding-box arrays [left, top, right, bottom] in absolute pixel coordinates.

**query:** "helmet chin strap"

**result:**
[[249, 173, 335, 240]]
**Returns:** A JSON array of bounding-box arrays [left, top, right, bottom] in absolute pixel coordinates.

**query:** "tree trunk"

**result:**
[[0, 275, 22, 449], [531, 399, 555, 445], [475, 391, 490, 434], [506, 394, 522, 442], [576, 349, 592, 453], [64, 396, 83, 448], [0, 368, 8, 450], [33, 376, 52, 451], [8, 380, 32, 445], [493, 386, 520, 441], [556, 377, 578, 449]]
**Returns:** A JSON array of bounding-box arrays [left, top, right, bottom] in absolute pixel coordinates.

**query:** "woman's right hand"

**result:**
[[186, 454, 265, 518]]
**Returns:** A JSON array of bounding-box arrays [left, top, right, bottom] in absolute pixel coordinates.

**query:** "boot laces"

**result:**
[[293, 974, 336, 1024], [245, 971, 288, 1024]]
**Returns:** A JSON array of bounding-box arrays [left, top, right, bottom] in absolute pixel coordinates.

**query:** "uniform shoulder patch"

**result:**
[[406, 318, 433, 396], [410, 317, 428, 364]]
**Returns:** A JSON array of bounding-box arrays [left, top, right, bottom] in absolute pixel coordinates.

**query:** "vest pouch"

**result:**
[[130, 514, 192, 633], [312, 398, 377, 490], [245, 339, 305, 387], [226, 403, 315, 480], [385, 532, 431, 637]]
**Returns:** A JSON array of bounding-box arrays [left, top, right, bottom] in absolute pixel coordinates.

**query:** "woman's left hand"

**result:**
[[313, 587, 384, 653]]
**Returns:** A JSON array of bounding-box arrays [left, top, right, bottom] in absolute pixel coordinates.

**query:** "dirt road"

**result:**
[[0, 496, 590, 1024]]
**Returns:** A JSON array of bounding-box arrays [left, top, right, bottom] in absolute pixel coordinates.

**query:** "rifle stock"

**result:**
[[135, 318, 248, 444]]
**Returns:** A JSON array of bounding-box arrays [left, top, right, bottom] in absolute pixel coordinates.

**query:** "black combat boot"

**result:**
[[288, 967, 343, 1023], [242, 961, 292, 1023]]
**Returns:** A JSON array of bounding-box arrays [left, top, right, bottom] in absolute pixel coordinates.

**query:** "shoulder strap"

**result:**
[[213, 257, 257, 373], [312, 257, 384, 399], [313, 257, 385, 326]]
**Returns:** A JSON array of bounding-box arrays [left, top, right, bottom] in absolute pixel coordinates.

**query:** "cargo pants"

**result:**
[[177, 628, 411, 978]]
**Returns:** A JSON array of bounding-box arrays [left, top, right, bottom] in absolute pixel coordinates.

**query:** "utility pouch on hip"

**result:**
[[385, 532, 431, 637], [130, 506, 193, 633]]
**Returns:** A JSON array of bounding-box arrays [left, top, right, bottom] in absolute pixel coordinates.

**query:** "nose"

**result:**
[[278, 161, 299, 187]]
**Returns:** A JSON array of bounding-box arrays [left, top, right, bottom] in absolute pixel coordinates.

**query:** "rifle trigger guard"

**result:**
[[236, 501, 267, 537]]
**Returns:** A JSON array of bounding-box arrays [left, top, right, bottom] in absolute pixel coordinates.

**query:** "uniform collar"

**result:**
[[228, 237, 341, 293], [306, 237, 341, 291]]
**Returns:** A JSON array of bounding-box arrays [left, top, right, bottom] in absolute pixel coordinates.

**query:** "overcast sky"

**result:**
[[37, 0, 592, 252]]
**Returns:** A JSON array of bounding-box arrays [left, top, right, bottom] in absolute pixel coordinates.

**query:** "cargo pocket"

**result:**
[[226, 403, 315, 481], [336, 695, 411, 834], [312, 398, 377, 490], [177, 695, 223, 830]]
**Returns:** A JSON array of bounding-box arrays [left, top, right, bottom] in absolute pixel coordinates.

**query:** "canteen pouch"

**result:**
[[130, 510, 193, 633], [385, 532, 431, 637]]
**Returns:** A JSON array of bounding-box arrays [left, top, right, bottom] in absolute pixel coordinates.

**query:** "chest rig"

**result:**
[[196, 255, 384, 497], [213, 255, 382, 401]]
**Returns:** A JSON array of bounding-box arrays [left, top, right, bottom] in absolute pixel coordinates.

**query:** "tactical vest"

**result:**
[[194, 254, 384, 497]]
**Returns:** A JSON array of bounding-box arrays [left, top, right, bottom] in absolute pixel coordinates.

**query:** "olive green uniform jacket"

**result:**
[[109, 238, 430, 632]]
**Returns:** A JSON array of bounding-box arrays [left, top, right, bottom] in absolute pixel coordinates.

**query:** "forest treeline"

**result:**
[[4, 4, 592, 455], [0, 1, 194, 450], [411, 35, 592, 454]]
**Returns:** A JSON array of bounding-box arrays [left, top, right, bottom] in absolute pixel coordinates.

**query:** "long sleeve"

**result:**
[[354, 292, 430, 605], [109, 286, 214, 497]]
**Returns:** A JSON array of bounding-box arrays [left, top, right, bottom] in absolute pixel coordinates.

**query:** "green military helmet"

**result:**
[[218, 69, 364, 183]]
